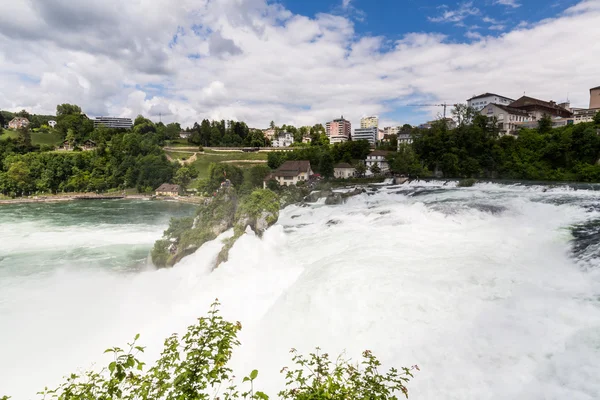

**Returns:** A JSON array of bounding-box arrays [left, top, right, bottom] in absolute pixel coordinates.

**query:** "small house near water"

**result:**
[[155, 183, 182, 197]]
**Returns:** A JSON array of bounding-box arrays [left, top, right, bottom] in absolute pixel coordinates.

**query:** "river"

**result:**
[[0, 182, 599, 399]]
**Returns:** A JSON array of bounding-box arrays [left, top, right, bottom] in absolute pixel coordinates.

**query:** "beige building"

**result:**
[[590, 86, 600, 109], [573, 108, 600, 124], [263, 128, 276, 141], [155, 183, 182, 197], [8, 117, 29, 129], [264, 160, 313, 187], [481, 103, 531, 136], [360, 116, 379, 129], [326, 116, 351, 144], [334, 163, 356, 179]]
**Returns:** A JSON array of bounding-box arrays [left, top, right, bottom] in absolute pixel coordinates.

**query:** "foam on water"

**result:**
[[1, 184, 599, 399]]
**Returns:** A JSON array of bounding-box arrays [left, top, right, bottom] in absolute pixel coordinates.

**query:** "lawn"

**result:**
[[164, 150, 268, 180], [0, 130, 63, 146]]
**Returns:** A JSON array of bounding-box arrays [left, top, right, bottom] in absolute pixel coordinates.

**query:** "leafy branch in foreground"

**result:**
[[28, 300, 416, 399]]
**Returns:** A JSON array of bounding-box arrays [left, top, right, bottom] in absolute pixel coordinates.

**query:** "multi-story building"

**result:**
[[397, 132, 413, 146], [573, 108, 599, 124], [94, 117, 133, 129], [383, 126, 400, 136], [326, 116, 351, 144], [360, 116, 379, 129], [590, 86, 600, 109], [509, 96, 573, 120], [272, 131, 294, 147], [352, 127, 378, 146], [467, 93, 514, 112], [365, 150, 390, 176], [480, 103, 531, 136]]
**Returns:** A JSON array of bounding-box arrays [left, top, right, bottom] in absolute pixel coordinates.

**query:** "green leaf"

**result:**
[[134, 333, 140, 341], [250, 369, 258, 380], [109, 362, 116, 373], [255, 391, 269, 399], [243, 377, 250, 383]]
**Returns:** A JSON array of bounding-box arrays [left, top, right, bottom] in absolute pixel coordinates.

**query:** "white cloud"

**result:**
[[495, 0, 521, 8], [342, 0, 352, 9], [428, 2, 480, 23], [0, 0, 600, 128]]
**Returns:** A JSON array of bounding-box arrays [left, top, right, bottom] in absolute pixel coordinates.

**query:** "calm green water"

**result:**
[[0, 200, 195, 278]]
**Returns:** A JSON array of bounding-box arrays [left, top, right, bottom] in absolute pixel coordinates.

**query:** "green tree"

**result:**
[[17, 125, 32, 148], [318, 152, 334, 177], [355, 161, 367, 177], [594, 110, 600, 125], [370, 163, 381, 175], [56, 104, 82, 117], [388, 144, 425, 176], [537, 114, 553, 134], [174, 166, 197, 189]]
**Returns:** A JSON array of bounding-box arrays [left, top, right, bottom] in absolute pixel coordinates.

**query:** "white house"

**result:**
[[480, 103, 531, 136], [264, 160, 313, 187], [365, 150, 390, 175], [272, 131, 294, 147], [467, 93, 515, 112], [333, 163, 356, 179], [48, 120, 57, 128], [8, 117, 29, 129]]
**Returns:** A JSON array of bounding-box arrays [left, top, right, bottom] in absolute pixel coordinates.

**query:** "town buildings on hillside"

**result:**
[[8, 117, 29, 129], [94, 117, 133, 129], [509, 96, 573, 120], [326, 116, 351, 144]]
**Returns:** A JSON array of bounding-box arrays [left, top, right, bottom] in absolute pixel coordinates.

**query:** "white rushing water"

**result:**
[[1, 183, 600, 399]]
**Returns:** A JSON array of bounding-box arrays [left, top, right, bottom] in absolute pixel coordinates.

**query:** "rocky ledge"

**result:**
[[151, 188, 279, 269]]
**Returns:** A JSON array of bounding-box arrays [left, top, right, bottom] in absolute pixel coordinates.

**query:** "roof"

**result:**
[[156, 183, 181, 192], [268, 160, 312, 179], [467, 93, 514, 101], [9, 117, 29, 122], [509, 96, 573, 116], [591, 86, 600, 91], [368, 150, 391, 157], [487, 103, 530, 117], [334, 163, 354, 169]]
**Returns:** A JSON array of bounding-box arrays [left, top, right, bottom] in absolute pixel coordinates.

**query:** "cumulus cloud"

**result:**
[[0, 0, 599, 128]]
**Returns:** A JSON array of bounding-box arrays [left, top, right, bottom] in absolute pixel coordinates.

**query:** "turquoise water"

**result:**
[[0, 200, 195, 278]]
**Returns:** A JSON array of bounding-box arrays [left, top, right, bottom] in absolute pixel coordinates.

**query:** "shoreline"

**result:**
[[0, 194, 205, 205]]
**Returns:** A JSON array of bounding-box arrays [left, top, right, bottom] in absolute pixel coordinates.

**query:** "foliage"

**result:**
[[21, 302, 414, 400], [457, 178, 477, 187], [279, 349, 416, 400], [387, 145, 426, 177], [355, 161, 367, 178], [594, 111, 600, 125], [318, 152, 334, 178], [370, 164, 381, 175], [412, 117, 600, 181]]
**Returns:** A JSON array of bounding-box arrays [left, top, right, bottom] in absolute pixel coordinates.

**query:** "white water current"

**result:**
[[1, 182, 600, 399]]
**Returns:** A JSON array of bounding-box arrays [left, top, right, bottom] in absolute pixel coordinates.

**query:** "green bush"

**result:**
[[457, 178, 477, 187], [23, 302, 416, 400]]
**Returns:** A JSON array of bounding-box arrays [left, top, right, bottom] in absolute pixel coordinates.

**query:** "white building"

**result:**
[[360, 116, 379, 129], [334, 163, 356, 179], [573, 108, 600, 124], [353, 127, 378, 146], [94, 117, 133, 129], [48, 120, 57, 128], [365, 150, 390, 175], [480, 103, 531, 136], [397, 133, 413, 145], [467, 93, 515, 112], [272, 131, 294, 147]]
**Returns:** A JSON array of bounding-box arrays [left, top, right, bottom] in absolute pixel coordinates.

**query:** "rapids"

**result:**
[[1, 182, 599, 399]]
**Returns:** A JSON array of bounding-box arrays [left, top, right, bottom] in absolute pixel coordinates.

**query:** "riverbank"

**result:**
[[0, 193, 206, 205]]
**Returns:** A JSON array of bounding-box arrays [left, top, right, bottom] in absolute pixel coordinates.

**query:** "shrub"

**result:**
[[457, 178, 477, 187], [24, 302, 416, 400]]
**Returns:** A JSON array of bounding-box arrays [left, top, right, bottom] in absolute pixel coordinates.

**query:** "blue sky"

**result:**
[[282, 0, 581, 39], [0, 0, 599, 128]]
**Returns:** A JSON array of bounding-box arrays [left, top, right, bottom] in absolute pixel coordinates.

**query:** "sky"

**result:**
[[0, 0, 599, 129]]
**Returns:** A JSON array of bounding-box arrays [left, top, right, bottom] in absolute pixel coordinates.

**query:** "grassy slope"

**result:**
[[165, 150, 268, 180], [0, 130, 63, 146]]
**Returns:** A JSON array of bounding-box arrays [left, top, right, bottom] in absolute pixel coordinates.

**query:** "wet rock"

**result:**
[[326, 219, 341, 226], [325, 192, 343, 205]]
